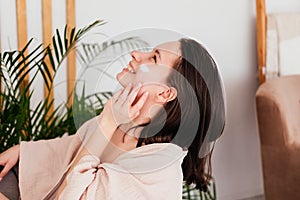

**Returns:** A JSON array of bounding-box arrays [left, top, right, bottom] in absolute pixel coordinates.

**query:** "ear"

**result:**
[[156, 87, 177, 103]]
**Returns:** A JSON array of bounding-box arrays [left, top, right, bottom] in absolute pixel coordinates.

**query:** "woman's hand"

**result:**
[[0, 144, 20, 181], [102, 83, 149, 128], [80, 83, 149, 159]]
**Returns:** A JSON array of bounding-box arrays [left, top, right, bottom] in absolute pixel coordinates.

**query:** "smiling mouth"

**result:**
[[125, 64, 136, 73]]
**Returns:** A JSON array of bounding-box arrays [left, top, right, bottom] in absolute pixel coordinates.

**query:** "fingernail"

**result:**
[[138, 82, 142, 87], [0, 177, 2, 182]]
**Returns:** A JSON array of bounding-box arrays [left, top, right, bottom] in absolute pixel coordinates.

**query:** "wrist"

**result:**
[[14, 144, 20, 157], [84, 114, 117, 158]]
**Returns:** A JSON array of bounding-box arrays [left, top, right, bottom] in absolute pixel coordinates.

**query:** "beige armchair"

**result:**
[[255, 75, 300, 200]]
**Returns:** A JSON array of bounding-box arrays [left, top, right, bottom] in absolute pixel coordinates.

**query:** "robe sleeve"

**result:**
[[18, 117, 99, 200]]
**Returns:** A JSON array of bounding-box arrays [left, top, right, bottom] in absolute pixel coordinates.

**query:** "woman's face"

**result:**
[[102, 41, 181, 160], [116, 41, 181, 88]]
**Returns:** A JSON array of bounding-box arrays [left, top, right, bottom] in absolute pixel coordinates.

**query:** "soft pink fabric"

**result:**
[[59, 144, 187, 200], [19, 117, 98, 200], [19, 117, 187, 200]]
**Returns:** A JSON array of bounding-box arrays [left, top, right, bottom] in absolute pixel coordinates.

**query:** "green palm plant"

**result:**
[[0, 20, 147, 151], [183, 180, 216, 200], [0, 20, 216, 200]]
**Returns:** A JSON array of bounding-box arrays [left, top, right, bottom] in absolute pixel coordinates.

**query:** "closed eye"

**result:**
[[153, 55, 157, 63], [154, 49, 161, 63]]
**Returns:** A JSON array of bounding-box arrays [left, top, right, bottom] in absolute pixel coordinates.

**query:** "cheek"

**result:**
[[131, 86, 155, 105], [139, 85, 164, 100], [135, 73, 166, 86]]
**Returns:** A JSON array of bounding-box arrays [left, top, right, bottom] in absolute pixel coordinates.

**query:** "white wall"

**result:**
[[2, 0, 300, 199]]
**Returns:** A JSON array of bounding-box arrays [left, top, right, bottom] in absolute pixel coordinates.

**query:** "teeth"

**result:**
[[126, 64, 135, 73]]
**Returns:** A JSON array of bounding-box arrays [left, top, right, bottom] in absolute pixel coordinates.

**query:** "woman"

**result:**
[[0, 38, 225, 200]]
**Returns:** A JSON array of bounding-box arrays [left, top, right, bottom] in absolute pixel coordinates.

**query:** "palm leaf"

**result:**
[[182, 181, 217, 200], [77, 37, 148, 71], [0, 20, 105, 152]]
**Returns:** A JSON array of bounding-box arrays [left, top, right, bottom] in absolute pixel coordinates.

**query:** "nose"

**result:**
[[130, 50, 151, 64], [130, 50, 142, 62]]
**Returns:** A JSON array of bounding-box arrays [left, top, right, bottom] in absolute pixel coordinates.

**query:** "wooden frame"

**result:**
[[14, 0, 76, 114], [256, 0, 267, 84], [16, 0, 29, 88], [66, 0, 76, 107], [42, 0, 54, 113]]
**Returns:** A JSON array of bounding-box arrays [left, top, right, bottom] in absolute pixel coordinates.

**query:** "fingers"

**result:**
[[112, 89, 123, 102], [115, 83, 143, 105], [0, 145, 19, 181], [112, 83, 133, 103], [0, 164, 10, 181], [110, 82, 148, 126], [118, 83, 132, 103], [131, 91, 149, 115], [128, 82, 142, 105]]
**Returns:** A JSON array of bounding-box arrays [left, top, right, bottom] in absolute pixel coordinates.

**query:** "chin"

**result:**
[[116, 73, 127, 88], [116, 71, 133, 88]]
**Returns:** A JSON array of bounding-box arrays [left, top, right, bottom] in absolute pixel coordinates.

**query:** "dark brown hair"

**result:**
[[136, 38, 225, 191]]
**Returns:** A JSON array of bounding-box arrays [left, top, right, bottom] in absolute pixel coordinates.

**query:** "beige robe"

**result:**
[[19, 117, 187, 200]]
